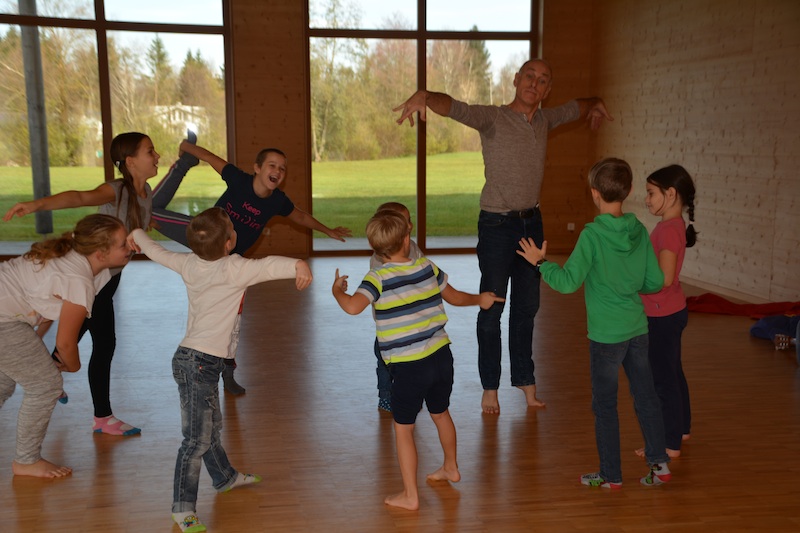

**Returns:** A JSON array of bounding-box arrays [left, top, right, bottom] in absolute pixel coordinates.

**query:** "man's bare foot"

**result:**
[[481, 390, 500, 414], [634, 447, 680, 458], [12, 459, 72, 478], [682, 434, 691, 441], [426, 465, 461, 483], [384, 491, 419, 510], [517, 384, 546, 407]]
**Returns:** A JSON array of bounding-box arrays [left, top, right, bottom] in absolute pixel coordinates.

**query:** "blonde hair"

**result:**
[[589, 158, 632, 203], [366, 210, 409, 261], [24, 214, 125, 266], [186, 207, 231, 260]]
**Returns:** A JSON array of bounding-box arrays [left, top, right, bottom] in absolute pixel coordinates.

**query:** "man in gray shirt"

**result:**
[[394, 59, 613, 414]]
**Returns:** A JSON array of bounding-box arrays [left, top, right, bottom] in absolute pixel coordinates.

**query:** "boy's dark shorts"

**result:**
[[389, 344, 454, 425]]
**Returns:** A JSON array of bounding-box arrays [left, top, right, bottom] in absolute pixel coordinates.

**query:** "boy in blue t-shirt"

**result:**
[[332, 210, 503, 510], [151, 134, 351, 394]]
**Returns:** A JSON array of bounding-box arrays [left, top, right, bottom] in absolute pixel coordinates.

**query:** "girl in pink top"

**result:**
[[640, 165, 698, 458]]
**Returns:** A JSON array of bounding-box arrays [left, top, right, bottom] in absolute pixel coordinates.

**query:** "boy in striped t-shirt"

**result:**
[[332, 209, 503, 511]]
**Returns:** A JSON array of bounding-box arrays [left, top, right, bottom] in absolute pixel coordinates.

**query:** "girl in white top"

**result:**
[[3, 132, 159, 436], [0, 214, 132, 478]]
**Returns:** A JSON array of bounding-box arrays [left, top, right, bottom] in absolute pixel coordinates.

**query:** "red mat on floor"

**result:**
[[686, 293, 800, 319]]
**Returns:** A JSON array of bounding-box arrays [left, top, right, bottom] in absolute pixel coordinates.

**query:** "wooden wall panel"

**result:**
[[539, 0, 596, 253], [590, 0, 800, 301], [229, 0, 311, 258]]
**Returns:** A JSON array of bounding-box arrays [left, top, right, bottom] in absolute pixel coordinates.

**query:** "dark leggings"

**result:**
[[79, 272, 121, 418]]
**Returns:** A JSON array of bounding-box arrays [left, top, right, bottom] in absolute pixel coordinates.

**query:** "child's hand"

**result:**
[[332, 268, 349, 293], [295, 260, 313, 290], [179, 140, 195, 156], [126, 232, 141, 254], [3, 201, 37, 221], [478, 292, 505, 310], [517, 238, 547, 266], [327, 226, 353, 242]]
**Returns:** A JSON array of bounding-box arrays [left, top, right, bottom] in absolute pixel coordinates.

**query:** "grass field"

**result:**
[[0, 152, 484, 240]]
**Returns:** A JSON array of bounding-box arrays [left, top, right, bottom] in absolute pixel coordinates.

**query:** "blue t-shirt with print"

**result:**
[[214, 164, 295, 255]]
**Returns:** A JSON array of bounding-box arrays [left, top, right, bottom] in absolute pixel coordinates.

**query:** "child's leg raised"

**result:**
[[387, 421, 420, 510], [426, 409, 460, 483]]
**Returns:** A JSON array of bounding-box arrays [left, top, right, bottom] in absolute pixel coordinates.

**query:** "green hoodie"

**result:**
[[539, 212, 664, 343]]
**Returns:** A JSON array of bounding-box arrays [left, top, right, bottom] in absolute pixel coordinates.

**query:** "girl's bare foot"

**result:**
[[481, 390, 500, 414], [384, 491, 419, 511], [426, 465, 461, 483], [12, 459, 72, 478], [517, 384, 546, 407]]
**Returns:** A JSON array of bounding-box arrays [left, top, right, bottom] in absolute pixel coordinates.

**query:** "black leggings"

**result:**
[[79, 272, 121, 418]]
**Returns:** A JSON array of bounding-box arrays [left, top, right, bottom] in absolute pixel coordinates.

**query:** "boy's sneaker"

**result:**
[[378, 397, 392, 413], [580, 472, 622, 489], [640, 462, 672, 486], [172, 512, 206, 533]]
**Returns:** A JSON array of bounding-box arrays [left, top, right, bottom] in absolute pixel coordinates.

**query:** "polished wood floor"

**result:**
[[1, 255, 799, 532]]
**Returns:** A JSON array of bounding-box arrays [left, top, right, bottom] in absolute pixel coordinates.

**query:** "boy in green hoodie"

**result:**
[[517, 157, 671, 489]]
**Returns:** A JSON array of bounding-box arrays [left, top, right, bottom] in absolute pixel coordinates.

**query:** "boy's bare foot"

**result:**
[[12, 459, 72, 478], [517, 384, 546, 407], [384, 491, 419, 511], [635, 447, 645, 458], [426, 465, 461, 483], [481, 390, 500, 414]]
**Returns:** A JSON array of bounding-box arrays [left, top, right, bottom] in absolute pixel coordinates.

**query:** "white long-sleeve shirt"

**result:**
[[130, 229, 299, 358]]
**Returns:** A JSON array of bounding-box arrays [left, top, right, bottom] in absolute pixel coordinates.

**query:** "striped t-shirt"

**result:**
[[356, 257, 451, 364]]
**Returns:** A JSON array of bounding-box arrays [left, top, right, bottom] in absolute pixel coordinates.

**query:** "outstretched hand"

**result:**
[[295, 260, 313, 290], [586, 99, 613, 130], [517, 238, 547, 266], [478, 292, 505, 310], [3, 201, 37, 221], [393, 90, 428, 127], [327, 226, 353, 242]]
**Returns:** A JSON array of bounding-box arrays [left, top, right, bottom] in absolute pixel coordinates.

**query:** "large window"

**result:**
[[0, 1, 228, 251], [309, 0, 537, 252]]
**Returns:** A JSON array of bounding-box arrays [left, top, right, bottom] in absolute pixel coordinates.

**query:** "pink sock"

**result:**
[[92, 415, 141, 436]]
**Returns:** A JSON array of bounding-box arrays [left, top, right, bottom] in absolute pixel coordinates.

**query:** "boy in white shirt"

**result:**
[[129, 206, 312, 533]]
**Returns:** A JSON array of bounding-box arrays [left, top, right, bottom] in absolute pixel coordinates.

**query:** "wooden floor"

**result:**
[[1, 255, 799, 532]]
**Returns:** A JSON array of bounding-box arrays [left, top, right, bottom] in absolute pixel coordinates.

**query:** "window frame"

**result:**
[[306, 0, 540, 254]]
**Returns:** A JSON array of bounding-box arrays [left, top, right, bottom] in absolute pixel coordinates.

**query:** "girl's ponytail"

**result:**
[[109, 132, 147, 231], [646, 164, 698, 247], [24, 214, 125, 266]]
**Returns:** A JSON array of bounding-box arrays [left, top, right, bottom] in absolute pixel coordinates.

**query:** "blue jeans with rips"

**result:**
[[172, 347, 238, 513], [590, 334, 669, 483], [476, 210, 542, 389]]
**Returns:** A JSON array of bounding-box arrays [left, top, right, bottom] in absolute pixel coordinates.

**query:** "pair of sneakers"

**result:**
[[581, 462, 671, 489]]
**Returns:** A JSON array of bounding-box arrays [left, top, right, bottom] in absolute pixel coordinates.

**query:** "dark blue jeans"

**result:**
[[648, 308, 690, 449], [476, 210, 542, 389], [172, 347, 238, 513], [590, 334, 668, 483]]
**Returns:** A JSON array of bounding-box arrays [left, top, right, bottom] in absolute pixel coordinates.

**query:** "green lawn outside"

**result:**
[[0, 152, 485, 240]]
